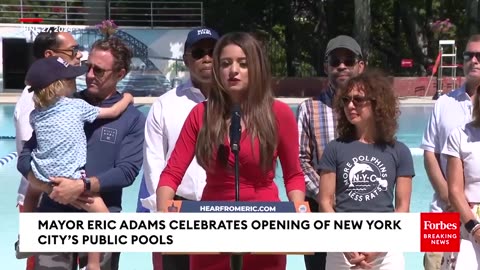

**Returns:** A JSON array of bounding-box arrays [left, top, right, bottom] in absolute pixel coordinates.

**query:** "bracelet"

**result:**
[[465, 219, 480, 233], [471, 224, 480, 236]]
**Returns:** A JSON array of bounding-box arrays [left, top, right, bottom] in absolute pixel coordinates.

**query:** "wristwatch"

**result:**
[[464, 219, 479, 233], [82, 177, 91, 192]]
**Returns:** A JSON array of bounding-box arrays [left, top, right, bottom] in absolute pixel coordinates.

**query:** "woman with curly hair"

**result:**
[[317, 69, 415, 270]]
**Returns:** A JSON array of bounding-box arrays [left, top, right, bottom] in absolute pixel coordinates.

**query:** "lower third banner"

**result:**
[[18, 212, 460, 253]]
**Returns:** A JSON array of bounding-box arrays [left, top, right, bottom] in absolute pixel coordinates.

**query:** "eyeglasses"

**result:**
[[84, 62, 113, 78], [341, 95, 372, 107], [327, 57, 358, 67], [52, 45, 80, 57], [188, 48, 214, 60], [463, 51, 480, 62]]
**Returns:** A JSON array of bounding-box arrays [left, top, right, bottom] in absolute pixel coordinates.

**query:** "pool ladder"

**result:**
[[434, 40, 457, 99]]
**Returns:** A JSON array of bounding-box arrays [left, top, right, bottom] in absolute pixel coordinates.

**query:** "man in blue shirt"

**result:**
[[17, 37, 145, 270]]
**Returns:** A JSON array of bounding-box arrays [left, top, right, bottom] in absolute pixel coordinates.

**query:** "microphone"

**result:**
[[229, 103, 243, 270], [229, 104, 242, 153]]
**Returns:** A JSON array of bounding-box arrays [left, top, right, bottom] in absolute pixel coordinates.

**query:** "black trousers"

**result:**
[[162, 195, 191, 270], [304, 196, 326, 270]]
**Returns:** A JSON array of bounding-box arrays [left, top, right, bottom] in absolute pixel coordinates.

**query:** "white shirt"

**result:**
[[420, 85, 473, 212], [13, 86, 35, 205], [140, 80, 207, 212], [443, 123, 480, 203]]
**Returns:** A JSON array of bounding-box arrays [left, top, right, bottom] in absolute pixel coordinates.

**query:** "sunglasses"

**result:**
[[52, 45, 80, 57], [327, 56, 359, 67], [188, 48, 214, 60], [341, 95, 372, 107], [84, 62, 113, 78], [463, 51, 480, 62]]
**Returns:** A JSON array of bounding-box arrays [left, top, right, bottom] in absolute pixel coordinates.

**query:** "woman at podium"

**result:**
[[317, 69, 415, 269], [156, 32, 306, 270]]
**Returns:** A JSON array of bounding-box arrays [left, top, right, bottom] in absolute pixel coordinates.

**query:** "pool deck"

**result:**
[[0, 93, 437, 105]]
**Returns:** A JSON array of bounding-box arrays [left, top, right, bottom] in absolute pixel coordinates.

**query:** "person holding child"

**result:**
[[19, 56, 132, 270], [17, 37, 145, 270]]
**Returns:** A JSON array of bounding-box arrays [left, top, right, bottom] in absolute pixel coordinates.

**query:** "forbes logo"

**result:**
[[423, 221, 458, 230], [420, 213, 460, 253]]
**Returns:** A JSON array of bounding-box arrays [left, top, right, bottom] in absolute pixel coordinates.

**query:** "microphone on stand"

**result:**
[[229, 104, 242, 154], [229, 104, 241, 203], [229, 104, 243, 270]]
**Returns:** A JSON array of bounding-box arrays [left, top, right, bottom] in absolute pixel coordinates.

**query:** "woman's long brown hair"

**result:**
[[195, 32, 278, 172]]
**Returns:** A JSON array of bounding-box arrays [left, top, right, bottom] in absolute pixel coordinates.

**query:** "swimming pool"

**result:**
[[0, 103, 433, 270]]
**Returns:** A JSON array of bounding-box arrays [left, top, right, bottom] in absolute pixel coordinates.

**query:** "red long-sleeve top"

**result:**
[[158, 100, 305, 201]]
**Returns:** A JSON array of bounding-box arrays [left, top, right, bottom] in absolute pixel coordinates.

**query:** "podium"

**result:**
[[160, 200, 311, 269], [162, 200, 310, 270]]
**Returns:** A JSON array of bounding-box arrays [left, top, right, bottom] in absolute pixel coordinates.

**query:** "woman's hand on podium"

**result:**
[[156, 186, 176, 212]]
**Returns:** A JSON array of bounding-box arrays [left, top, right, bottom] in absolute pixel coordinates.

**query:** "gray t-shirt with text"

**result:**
[[318, 139, 415, 213]]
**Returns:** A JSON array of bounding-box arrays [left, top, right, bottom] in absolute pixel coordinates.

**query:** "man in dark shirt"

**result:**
[[17, 37, 145, 270]]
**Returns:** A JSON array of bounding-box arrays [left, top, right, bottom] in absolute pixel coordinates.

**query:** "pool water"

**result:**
[[0, 103, 433, 270]]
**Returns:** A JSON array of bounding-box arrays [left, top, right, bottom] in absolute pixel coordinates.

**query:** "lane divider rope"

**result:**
[[0, 152, 18, 167]]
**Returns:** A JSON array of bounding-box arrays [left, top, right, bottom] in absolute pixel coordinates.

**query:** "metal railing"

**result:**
[[109, 1, 203, 28], [0, 0, 203, 27]]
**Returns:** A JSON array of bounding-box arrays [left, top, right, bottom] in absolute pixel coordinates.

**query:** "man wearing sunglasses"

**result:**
[[296, 35, 365, 270], [420, 35, 480, 270], [17, 37, 145, 270], [136, 27, 219, 270], [13, 30, 83, 270]]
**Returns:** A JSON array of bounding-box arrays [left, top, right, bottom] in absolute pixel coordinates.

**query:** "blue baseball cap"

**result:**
[[184, 27, 219, 51], [26, 56, 87, 92]]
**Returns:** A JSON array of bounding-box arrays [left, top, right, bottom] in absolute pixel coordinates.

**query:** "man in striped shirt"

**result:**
[[296, 35, 365, 270]]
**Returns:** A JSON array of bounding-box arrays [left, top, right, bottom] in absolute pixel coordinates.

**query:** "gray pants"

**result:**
[[33, 252, 120, 270]]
